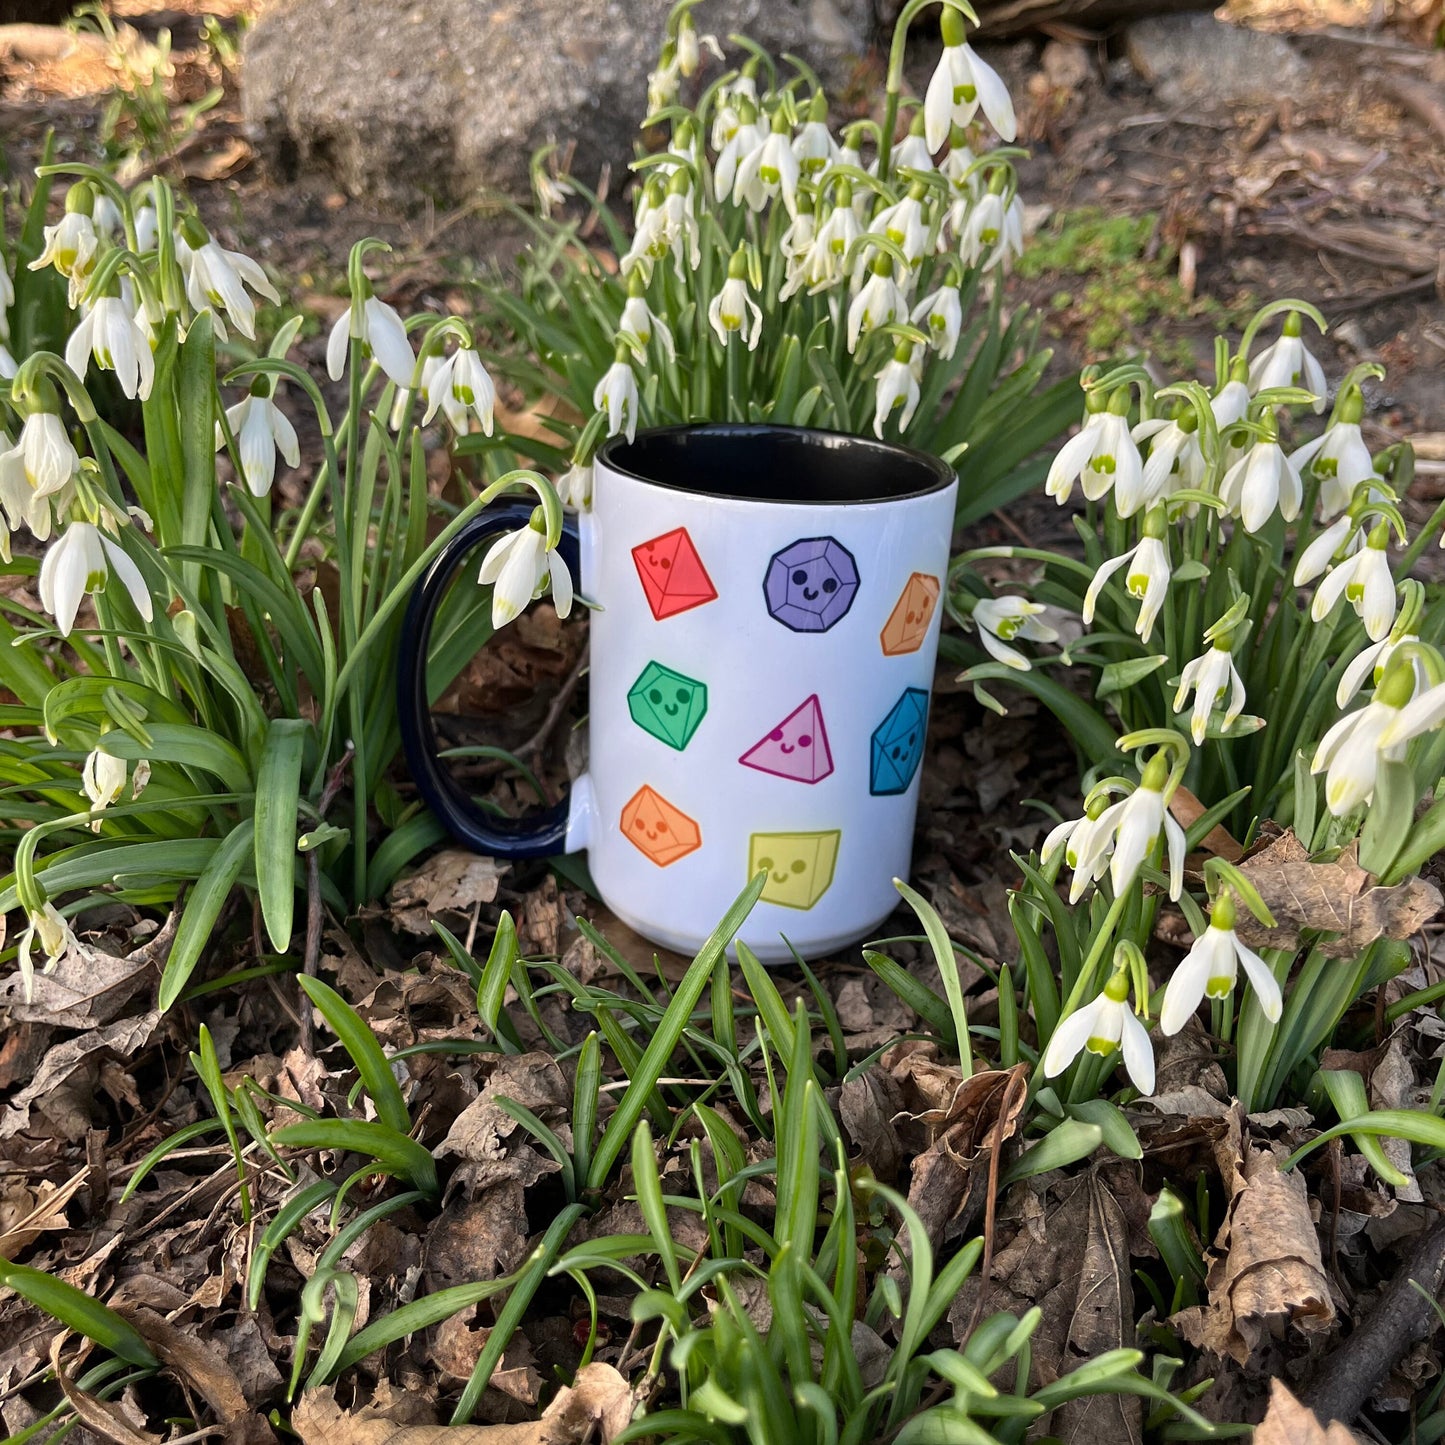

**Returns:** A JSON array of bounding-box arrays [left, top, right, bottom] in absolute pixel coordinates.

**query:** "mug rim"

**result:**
[[596, 422, 957, 507]]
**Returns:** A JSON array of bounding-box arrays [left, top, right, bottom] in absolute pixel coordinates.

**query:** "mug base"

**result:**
[[597, 899, 898, 966]]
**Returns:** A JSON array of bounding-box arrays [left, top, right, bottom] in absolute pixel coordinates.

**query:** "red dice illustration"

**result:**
[[631, 527, 718, 621]]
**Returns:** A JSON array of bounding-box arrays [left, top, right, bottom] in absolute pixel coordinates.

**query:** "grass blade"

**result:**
[[253, 716, 308, 951], [297, 975, 411, 1136]]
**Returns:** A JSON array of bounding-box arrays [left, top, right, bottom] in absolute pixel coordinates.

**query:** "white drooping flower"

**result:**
[[1219, 432, 1303, 533], [958, 188, 1023, 272], [1310, 522, 1396, 642], [733, 119, 802, 214], [1290, 397, 1376, 518], [1293, 514, 1360, 587], [846, 257, 907, 352], [708, 259, 763, 349], [892, 121, 937, 175], [326, 289, 415, 389], [554, 460, 593, 511], [593, 352, 639, 443], [923, 9, 1017, 149], [1043, 795, 1126, 904], [970, 595, 1059, 671], [133, 203, 159, 253], [1174, 640, 1247, 744], [709, 72, 758, 152], [911, 284, 963, 359], [1046, 402, 1143, 505], [1160, 894, 1282, 1035], [388, 353, 445, 433], [65, 294, 155, 401], [424, 345, 497, 435], [1082, 516, 1171, 644], [646, 44, 680, 114], [82, 745, 129, 831], [1311, 671, 1413, 817], [1248, 314, 1327, 413], [217, 388, 300, 498], [181, 235, 281, 342], [619, 293, 677, 364], [872, 344, 921, 439], [39, 521, 153, 636], [792, 116, 836, 177], [16, 901, 79, 1003], [1, 410, 81, 519], [1100, 754, 1186, 899], [1211, 373, 1252, 429], [867, 189, 930, 265], [1042, 970, 1155, 1095], [1336, 631, 1420, 707], [714, 108, 764, 202], [800, 199, 861, 292], [30, 195, 99, 298], [476, 514, 574, 629], [1128, 416, 1204, 516]]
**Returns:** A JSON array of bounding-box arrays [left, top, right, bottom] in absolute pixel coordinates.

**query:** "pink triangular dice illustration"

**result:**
[[739, 694, 834, 784]]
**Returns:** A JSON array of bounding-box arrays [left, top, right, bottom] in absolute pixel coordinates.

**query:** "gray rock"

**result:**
[[243, 0, 874, 209], [1125, 12, 1306, 109]]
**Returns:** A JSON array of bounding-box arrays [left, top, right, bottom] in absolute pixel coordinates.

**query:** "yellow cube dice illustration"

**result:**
[[748, 830, 841, 910]]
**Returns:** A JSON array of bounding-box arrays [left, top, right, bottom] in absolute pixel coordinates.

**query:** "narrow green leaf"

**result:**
[[273, 1119, 437, 1198], [1001, 1121, 1104, 1184], [0, 1260, 157, 1368], [297, 975, 412, 1136], [160, 819, 253, 1010], [253, 717, 307, 952]]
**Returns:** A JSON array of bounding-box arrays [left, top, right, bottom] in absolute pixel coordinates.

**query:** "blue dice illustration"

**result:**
[[870, 687, 929, 795], [764, 537, 859, 633]]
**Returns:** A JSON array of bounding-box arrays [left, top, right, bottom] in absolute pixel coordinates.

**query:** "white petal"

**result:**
[[1118, 1009, 1156, 1094], [326, 308, 351, 380], [1160, 938, 1213, 1035], [1234, 937, 1283, 1023], [101, 534, 153, 621], [363, 297, 416, 388], [1042, 1001, 1100, 1078]]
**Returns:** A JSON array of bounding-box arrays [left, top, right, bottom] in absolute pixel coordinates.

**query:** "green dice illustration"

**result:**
[[627, 661, 708, 751]]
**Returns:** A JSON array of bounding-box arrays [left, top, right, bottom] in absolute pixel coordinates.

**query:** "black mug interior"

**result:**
[[599, 423, 956, 506]]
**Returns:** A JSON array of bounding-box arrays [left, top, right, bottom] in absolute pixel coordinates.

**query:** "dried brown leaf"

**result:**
[[0, 1168, 87, 1260], [1170, 785, 1244, 862], [387, 850, 508, 935], [1235, 833, 1441, 957], [293, 1389, 543, 1445], [1254, 1380, 1359, 1445], [119, 1305, 250, 1423]]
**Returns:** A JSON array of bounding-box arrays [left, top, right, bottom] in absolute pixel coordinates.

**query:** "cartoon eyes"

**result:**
[[890, 730, 919, 760], [633, 815, 670, 835], [789, 567, 838, 594], [756, 856, 807, 875], [767, 728, 812, 748], [648, 686, 691, 706]]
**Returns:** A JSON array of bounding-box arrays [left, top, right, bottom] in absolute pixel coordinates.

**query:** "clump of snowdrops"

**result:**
[[945, 302, 1445, 1128], [469, 0, 1077, 526]]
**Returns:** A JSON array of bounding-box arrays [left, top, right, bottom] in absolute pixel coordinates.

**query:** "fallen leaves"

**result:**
[[1254, 1380, 1358, 1445], [387, 850, 508, 935], [1235, 833, 1441, 957]]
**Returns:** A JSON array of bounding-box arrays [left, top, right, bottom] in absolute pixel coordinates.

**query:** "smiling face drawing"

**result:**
[[627, 662, 708, 750], [631, 527, 718, 620], [764, 537, 859, 633], [870, 687, 929, 796], [739, 694, 834, 784], [880, 573, 941, 656], [748, 830, 841, 909], [620, 785, 702, 866]]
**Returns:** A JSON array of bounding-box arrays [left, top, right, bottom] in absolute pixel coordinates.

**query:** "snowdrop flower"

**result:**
[[714, 102, 763, 202], [594, 348, 639, 443], [555, 460, 593, 511], [1129, 414, 1203, 516], [1336, 630, 1420, 707], [846, 254, 907, 352], [942, 137, 980, 203], [803, 195, 861, 291], [39, 520, 153, 636], [892, 115, 937, 174], [1290, 390, 1376, 518], [1046, 392, 1142, 505], [923, 8, 1017, 150], [619, 285, 677, 364], [477, 511, 573, 628], [1103, 751, 1185, 899], [868, 185, 931, 265], [793, 93, 836, 176], [1160, 893, 1281, 1035], [1174, 638, 1246, 744], [1294, 513, 1360, 587], [2, 409, 81, 510], [82, 745, 129, 831], [912, 283, 963, 359], [1043, 794, 1126, 904], [388, 353, 444, 432], [1042, 969, 1155, 1094], [1310, 520, 1396, 641], [872, 342, 921, 438], [1312, 657, 1424, 815], [780, 202, 816, 264], [1083, 508, 1171, 644], [326, 286, 415, 389], [733, 113, 801, 215], [708, 252, 763, 349], [65, 293, 155, 400], [30, 185, 100, 298], [424, 345, 496, 435], [17, 901, 78, 1002], [970, 595, 1059, 671], [646, 43, 680, 114], [217, 383, 300, 497], [709, 72, 758, 152], [1210, 365, 1252, 429], [134, 203, 159, 254], [1219, 423, 1303, 533], [958, 185, 1023, 271], [1248, 312, 1327, 413], [180, 229, 281, 342]]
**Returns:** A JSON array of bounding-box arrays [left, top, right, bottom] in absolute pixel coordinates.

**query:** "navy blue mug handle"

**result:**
[[397, 504, 582, 859]]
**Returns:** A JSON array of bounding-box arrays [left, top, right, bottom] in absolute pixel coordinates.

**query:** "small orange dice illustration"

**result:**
[[620, 784, 702, 866], [880, 572, 941, 656]]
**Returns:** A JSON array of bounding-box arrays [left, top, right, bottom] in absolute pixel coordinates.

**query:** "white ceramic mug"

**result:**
[[399, 424, 957, 961]]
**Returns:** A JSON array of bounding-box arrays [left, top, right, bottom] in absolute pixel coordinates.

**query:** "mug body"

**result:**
[[565, 424, 957, 961]]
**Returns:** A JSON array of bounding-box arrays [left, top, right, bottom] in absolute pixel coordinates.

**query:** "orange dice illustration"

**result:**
[[880, 572, 941, 656], [631, 527, 718, 621], [620, 784, 702, 866]]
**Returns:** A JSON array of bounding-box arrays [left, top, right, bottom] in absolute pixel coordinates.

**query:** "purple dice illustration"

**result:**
[[739, 694, 834, 784], [763, 536, 859, 633]]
